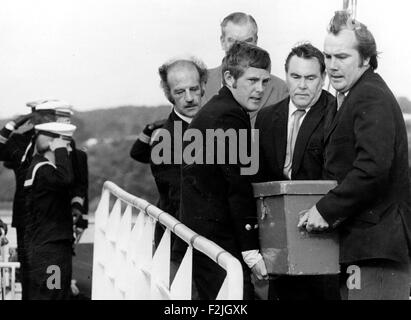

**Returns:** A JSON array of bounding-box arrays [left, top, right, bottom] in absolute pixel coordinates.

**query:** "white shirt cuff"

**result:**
[[241, 250, 263, 269], [5, 121, 16, 131]]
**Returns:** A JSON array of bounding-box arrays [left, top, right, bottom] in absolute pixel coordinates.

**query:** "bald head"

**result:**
[[220, 12, 258, 53], [158, 59, 208, 118]]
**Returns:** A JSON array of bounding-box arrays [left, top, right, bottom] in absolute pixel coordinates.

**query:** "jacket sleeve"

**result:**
[[130, 138, 151, 163], [71, 149, 89, 214], [0, 130, 22, 164], [37, 148, 74, 190], [317, 87, 395, 226], [251, 110, 268, 183], [218, 111, 260, 251]]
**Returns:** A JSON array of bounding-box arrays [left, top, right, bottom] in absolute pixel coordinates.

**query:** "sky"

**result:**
[[0, 0, 410, 118]]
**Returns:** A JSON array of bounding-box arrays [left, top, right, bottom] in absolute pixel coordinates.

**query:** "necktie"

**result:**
[[284, 108, 306, 178], [290, 109, 306, 157], [325, 100, 338, 131], [337, 92, 345, 110]]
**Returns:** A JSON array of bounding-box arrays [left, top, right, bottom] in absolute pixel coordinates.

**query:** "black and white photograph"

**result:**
[[0, 0, 410, 306]]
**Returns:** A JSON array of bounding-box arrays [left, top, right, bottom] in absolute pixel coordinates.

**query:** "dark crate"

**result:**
[[253, 180, 340, 275]]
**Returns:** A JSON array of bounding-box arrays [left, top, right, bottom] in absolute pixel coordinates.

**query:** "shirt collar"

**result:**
[[173, 108, 192, 124], [288, 99, 310, 116]]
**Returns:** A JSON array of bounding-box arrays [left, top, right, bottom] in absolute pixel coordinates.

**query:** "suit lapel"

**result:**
[[272, 100, 288, 172], [323, 98, 337, 139], [324, 94, 347, 143], [324, 69, 374, 143], [292, 93, 326, 175]]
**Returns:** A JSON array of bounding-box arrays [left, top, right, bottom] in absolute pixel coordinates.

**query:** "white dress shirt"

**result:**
[[283, 100, 310, 179]]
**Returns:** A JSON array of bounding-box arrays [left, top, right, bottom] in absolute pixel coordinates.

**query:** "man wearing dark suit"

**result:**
[[202, 12, 288, 127], [255, 43, 340, 300], [299, 11, 411, 300], [180, 42, 270, 299], [130, 57, 207, 246]]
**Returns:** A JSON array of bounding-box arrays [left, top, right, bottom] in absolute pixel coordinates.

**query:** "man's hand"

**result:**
[[251, 257, 269, 281], [49, 137, 70, 151], [14, 113, 33, 129], [73, 215, 88, 245], [72, 207, 82, 224], [298, 205, 329, 232], [143, 119, 167, 135], [149, 119, 167, 131]]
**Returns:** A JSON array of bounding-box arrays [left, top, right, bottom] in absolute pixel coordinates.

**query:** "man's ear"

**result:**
[[223, 70, 235, 88], [220, 35, 226, 52], [362, 56, 370, 68], [321, 72, 326, 87], [200, 84, 206, 97]]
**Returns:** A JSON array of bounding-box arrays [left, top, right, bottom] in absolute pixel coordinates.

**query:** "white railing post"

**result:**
[[91, 187, 110, 299], [91, 181, 244, 300]]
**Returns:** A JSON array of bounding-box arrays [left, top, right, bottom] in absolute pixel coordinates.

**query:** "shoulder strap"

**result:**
[[24, 161, 56, 187]]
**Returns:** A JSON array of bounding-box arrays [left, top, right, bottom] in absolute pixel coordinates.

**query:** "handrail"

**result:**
[[103, 181, 241, 270], [91, 181, 244, 300]]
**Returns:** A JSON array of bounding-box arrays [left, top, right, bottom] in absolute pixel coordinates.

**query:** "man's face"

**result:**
[[167, 63, 203, 118], [286, 56, 325, 109], [225, 67, 271, 112], [324, 29, 370, 93], [220, 22, 257, 53]]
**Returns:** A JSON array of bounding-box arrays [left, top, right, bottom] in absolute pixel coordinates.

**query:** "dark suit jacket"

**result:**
[[180, 86, 259, 256], [203, 66, 289, 127], [316, 69, 411, 264], [255, 90, 335, 182], [254, 90, 341, 301], [179, 86, 259, 299], [130, 110, 188, 218]]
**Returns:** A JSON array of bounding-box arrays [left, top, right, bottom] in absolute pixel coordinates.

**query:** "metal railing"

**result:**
[[91, 181, 244, 300], [0, 244, 20, 300]]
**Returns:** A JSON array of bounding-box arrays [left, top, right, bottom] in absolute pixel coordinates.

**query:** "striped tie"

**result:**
[[337, 92, 345, 110], [284, 108, 306, 178]]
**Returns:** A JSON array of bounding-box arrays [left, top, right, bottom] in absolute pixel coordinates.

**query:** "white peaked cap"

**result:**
[[26, 99, 73, 114], [35, 122, 77, 137]]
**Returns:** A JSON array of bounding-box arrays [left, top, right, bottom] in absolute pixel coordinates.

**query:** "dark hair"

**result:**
[[328, 11, 378, 70], [158, 58, 208, 104], [220, 12, 258, 38], [222, 41, 271, 84], [285, 42, 326, 74]]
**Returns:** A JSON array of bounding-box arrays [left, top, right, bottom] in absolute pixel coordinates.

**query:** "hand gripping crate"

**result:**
[[253, 180, 339, 276]]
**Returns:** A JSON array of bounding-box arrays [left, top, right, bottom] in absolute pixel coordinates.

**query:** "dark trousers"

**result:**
[[192, 251, 254, 300], [27, 241, 72, 300], [340, 259, 411, 300], [268, 274, 341, 300], [16, 227, 29, 300]]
